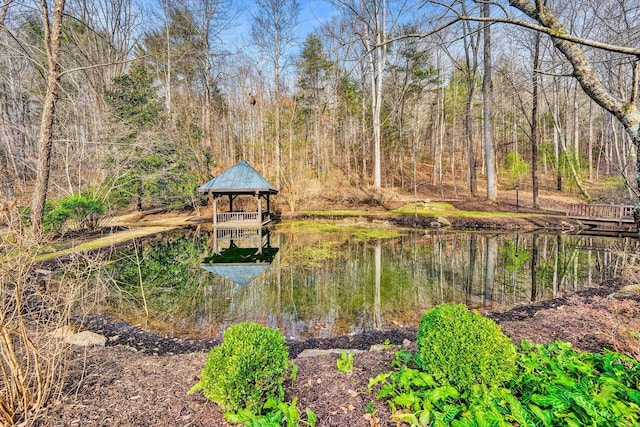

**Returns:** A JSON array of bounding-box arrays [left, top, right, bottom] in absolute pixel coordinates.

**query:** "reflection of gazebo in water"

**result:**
[[201, 227, 278, 286], [198, 160, 278, 227]]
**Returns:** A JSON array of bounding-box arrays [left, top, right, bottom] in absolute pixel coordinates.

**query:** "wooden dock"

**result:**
[[567, 204, 636, 230]]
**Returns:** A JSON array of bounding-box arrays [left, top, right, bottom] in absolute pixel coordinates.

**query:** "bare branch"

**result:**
[[0, 0, 12, 26], [60, 55, 150, 78], [457, 15, 640, 56], [632, 58, 639, 105]]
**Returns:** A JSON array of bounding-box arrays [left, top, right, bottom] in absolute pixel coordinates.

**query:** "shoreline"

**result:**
[[71, 277, 634, 359]]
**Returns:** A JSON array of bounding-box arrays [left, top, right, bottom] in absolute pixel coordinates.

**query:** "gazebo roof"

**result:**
[[201, 264, 270, 286], [198, 160, 278, 194]]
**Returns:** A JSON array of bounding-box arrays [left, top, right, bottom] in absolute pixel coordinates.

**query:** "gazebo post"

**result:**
[[257, 191, 262, 225], [213, 194, 218, 227]]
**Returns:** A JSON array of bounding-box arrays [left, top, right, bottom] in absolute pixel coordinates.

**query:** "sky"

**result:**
[[225, 0, 338, 52]]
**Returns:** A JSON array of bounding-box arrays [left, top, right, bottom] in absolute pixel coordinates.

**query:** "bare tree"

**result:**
[[530, 28, 541, 208], [482, 2, 497, 201], [251, 0, 300, 189], [30, 0, 66, 239], [333, 0, 411, 188], [425, 0, 640, 230]]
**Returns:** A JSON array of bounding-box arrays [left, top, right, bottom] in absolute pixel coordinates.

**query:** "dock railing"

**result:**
[[567, 204, 635, 227]]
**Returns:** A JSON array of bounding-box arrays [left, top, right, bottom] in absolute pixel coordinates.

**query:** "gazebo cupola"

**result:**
[[198, 160, 278, 227]]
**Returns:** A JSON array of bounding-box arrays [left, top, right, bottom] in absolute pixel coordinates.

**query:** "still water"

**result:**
[[95, 223, 639, 340]]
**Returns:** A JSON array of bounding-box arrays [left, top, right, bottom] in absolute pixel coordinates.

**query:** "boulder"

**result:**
[[65, 331, 106, 347]]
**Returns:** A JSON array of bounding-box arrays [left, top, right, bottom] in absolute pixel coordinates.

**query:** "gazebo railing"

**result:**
[[215, 227, 263, 240], [216, 212, 260, 224]]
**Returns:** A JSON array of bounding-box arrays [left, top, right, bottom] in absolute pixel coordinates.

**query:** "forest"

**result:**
[[2, 1, 640, 425], [1, 0, 640, 235]]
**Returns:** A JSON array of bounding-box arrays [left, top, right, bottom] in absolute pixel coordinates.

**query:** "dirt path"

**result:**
[[37, 211, 201, 261]]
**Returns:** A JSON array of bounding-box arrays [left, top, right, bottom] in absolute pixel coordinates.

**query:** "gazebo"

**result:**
[[198, 160, 278, 227]]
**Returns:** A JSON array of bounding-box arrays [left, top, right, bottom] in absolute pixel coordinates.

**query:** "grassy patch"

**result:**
[[306, 202, 537, 219], [36, 226, 175, 262], [276, 220, 401, 240]]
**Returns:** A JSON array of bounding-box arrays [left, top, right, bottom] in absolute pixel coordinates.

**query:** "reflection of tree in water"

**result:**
[[104, 230, 235, 337]]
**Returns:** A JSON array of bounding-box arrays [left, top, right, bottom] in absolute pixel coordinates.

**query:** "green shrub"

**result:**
[[44, 193, 106, 231], [502, 151, 529, 186], [416, 304, 516, 391], [188, 322, 289, 413], [20, 193, 106, 233]]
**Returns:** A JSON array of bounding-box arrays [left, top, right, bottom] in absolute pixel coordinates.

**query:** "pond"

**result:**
[[88, 222, 639, 340]]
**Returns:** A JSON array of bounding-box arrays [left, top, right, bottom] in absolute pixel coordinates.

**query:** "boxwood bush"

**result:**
[[188, 322, 289, 413], [416, 304, 516, 391]]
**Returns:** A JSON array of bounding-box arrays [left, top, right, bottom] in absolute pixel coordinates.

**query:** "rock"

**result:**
[[34, 269, 54, 276], [369, 343, 398, 352], [610, 284, 640, 299], [429, 217, 451, 228], [65, 331, 106, 347], [436, 217, 451, 226], [50, 325, 75, 339], [296, 348, 364, 358]]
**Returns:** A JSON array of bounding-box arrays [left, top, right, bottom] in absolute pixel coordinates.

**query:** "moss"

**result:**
[[622, 103, 635, 116], [390, 202, 530, 218], [548, 28, 567, 37]]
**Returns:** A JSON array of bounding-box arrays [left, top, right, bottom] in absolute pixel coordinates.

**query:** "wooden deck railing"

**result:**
[[567, 204, 635, 226]]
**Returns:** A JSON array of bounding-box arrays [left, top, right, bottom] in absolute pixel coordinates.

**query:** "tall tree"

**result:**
[[482, 2, 497, 201], [530, 28, 541, 208], [30, 0, 66, 239], [251, 0, 300, 189], [333, 0, 401, 188]]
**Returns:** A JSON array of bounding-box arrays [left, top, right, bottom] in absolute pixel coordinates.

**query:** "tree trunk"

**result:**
[[482, 2, 497, 201], [31, 0, 66, 239], [531, 29, 541, 209]]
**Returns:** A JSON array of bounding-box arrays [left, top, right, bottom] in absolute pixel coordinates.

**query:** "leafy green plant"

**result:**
[[337, 350, 354, 373], [225, 397, 317, 427], [290, 363, 299, 382], [512, 340, 640, 426], [502, 151, 530, 186], [416, 304, 517, 391], [369, 340, 640, 427], [188, 322, 289, 413]]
